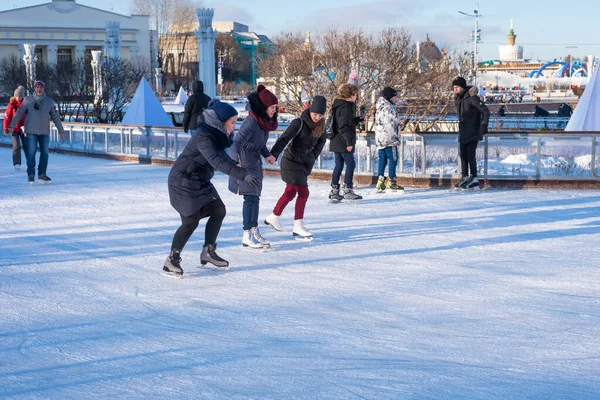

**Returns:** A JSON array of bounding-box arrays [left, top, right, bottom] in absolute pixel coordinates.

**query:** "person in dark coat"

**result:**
[[228, 85, 277, 249], [328, 83, 365, 201], [163, 99, 259, 276], [3, 86, 28, 170], [452, 76, 490, 190], [533, 105, 550, 117], [182, 80, 211, 133], [498, 105, 506, 117], [264, 96, 327, 240]]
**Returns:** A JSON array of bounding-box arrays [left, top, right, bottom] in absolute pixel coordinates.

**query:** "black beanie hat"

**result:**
[[382, 86, 398, 101], [309, 95, 327, 115], [452, 76, 467, 89]]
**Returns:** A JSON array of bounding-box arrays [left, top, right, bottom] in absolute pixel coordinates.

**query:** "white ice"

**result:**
[[1, 147, 599, 399]]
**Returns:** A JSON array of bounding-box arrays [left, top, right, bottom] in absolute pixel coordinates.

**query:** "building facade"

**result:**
[[0, 0, 155, 67]]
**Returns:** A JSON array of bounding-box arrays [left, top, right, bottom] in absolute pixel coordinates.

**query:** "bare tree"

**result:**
[[215, 33, 251, 87], [0, 54, 26, 96]]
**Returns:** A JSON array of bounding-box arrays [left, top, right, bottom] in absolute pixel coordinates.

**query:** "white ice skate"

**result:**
[[242, 229, 263, 249], [292, 219, 313, 241], [252, 227, 271, 248], [264, 213, 285, 231]]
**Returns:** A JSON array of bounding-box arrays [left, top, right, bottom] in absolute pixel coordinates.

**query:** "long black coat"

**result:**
[[454, 86, 490, 144], [228, 115, 271, 196], [270, 109, 326, 186], [182, 81, 212, 132], [328, 98, 361, 152], [168, 111, 247, 217]]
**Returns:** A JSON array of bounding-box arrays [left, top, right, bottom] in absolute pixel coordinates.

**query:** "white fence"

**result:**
[[1, 122, 597, 180]]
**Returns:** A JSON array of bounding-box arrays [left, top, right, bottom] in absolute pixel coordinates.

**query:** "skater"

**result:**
[[182, 80, 211, 133], [328, 83, 365, 201], [229, 85, 277, 249], [3, 85, 28, 170], [8, 80, 65, 183], [164, 99, 259, 276], [374, 86, 403, 193], [265, 95, 328, 240], [452, 76, 490, 190]]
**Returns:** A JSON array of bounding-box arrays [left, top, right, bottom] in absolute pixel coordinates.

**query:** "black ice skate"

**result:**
[[200, 244, 229, 269], [328, 183, 344, 203], [38, 174, 52, 184], [453, 175, 471, 191], [28, 175, 34, 184], [163, 249, 184, 276], [463, 176, 480, 190]]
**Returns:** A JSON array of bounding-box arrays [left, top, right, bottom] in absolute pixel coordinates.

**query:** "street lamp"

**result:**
[[565, 45, 578, 88], [459, 2, 481, 85]]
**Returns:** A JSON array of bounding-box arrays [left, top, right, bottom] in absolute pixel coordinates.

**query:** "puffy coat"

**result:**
[[3, 97, 25, 135], [182, 81, 212, 132], [9, 94, 64, 135], [328, 98, 361, 152], [454, 86, 490, 144], [374, 96, 401, 149], [228, 115, 271, 196], [270, 109, 326, 186], [168, 109, 248, 217]]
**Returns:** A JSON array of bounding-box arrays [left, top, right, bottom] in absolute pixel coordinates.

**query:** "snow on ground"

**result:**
[[1, 147, 600, 399]]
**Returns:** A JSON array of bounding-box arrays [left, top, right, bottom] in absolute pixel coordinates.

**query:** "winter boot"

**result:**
[[163, 249, 184, 276], [264, 213, 285, 231], [329, 183, 344, 202], [464, 176, 480, 190], [252, 226, 270, 247], [292, 219, 313, 240], [376, 176, 386, 193], [201, 244, 229, 268], [454, 175, 471, 190], [38, 173, 51, 184], [15, 164, 21, 171], [242, 229, 263, 249], [342, 184, 363, 200], [386, 178, 404, 192]]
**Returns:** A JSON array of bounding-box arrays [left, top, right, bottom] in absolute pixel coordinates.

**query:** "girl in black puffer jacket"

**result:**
[[265, 96, 327, 240]]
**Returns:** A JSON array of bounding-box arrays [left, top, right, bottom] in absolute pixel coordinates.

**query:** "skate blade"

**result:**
[[198, 263, 230, 270], [161, 270, 184, 278], [293, 235, 313, 241], [242, 244, 269, 251]]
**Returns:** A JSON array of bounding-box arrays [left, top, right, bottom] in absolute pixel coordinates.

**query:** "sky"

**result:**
[[1, 146, 599, 398], [2, 0, 600, 62]]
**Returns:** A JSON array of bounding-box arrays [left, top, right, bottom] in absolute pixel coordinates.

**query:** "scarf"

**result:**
[[249, 111, 278, 133]]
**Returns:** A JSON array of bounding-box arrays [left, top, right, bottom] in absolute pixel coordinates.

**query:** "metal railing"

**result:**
[[1, 123, 597, 181]]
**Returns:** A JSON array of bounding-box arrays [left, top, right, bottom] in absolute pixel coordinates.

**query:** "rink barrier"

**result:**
[[1, 123, 598, 189]]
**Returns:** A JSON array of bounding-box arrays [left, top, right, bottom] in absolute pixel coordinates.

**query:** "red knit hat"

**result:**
[[257, 85, 278, 107]]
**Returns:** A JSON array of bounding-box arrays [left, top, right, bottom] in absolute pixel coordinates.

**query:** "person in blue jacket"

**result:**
[[229, 85, 277, 249], [164, 100, 259, 276]]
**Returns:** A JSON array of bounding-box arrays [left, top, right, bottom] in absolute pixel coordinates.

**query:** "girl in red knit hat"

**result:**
[[229, 85, 278, 249]]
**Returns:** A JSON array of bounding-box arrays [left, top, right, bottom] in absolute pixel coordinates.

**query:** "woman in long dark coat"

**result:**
[[228, 85, 277, 249], [164, 100, 259, 276], [264, 96, 327, 240]]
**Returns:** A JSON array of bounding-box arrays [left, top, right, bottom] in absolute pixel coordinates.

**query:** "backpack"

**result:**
[[324, 114, 335, 139]]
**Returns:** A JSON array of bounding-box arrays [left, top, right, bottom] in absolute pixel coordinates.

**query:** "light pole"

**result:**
[[565, 45, 578, 89], [459, 2, 481, 86]]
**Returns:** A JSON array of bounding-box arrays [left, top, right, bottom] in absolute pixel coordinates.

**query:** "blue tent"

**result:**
[[121, 77, 174, 127]]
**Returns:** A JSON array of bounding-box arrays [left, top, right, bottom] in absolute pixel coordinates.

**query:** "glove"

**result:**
[[3, 129, 8, 136], [243, 174, 260, 188], [479, 124, 488, 136], [183, 127, 189, 133]]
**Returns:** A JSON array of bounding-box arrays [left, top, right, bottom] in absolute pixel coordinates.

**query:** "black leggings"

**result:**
[[459, 141, 478, 177], [171, 198, 226, 251]]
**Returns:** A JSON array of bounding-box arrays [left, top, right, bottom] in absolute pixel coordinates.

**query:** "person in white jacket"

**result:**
[[374, 87, 403, 192]]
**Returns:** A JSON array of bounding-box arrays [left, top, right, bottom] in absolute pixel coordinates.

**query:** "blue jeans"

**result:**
[[26, 134, 50, 176], [377, 146, 398, 178], [242, 195, 260, 230], [331, 152, 356, 187]]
